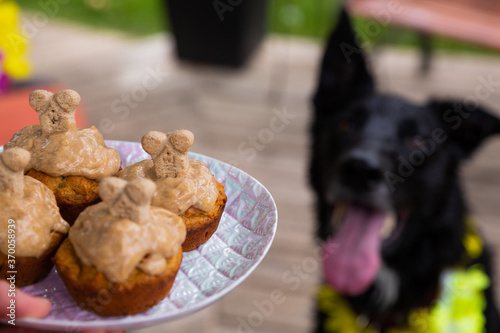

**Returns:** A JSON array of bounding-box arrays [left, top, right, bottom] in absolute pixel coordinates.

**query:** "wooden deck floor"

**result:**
[[23, 21, 500, 333]]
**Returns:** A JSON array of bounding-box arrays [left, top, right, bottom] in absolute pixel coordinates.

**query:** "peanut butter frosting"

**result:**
[[0, 148, 69, 258], [69, 178, 186, 283], [118, 159, 218, 215], [6, 125, 121, 181], [118, 130, 219, 215], [4, 89, 120, 181]]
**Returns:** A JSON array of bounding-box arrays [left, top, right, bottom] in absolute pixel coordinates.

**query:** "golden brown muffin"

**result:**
[[0, 148, 70, 286], [26, 169, 100, 224], [0, 232, 66, 287], [53, 239, 182, 316], [5, 89, 121, 225], [118, 129, 227, 252], [53, 177, 186, 316], [181, 179, 227, 251]]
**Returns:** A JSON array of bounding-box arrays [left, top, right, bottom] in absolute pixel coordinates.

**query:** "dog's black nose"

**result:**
[[340, 156, 383, 191]]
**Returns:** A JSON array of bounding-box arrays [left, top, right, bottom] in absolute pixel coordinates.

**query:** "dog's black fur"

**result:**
[[310, 8, 500, 332]]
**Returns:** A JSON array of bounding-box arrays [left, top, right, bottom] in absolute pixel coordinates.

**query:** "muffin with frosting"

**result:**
[[4, 89, 121, 224], [118, 129, 227, 251], [0, 148, 69, 287], [53, 177, 186, 316]]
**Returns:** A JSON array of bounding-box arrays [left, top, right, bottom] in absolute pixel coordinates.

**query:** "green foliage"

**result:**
[[267, 0, 341, 38], [18, 0, 167, 35]]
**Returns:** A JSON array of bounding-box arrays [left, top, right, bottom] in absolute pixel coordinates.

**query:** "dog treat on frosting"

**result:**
[[0, 147, 31, 196], [29, 89, 79, 135], [119, 129, 219, 215], [118, 129, 227, 251], [5, 89, 120, 181], [142, 129, 194, 178], [99, 177, 156, 224], [0, 148, 69, 286]]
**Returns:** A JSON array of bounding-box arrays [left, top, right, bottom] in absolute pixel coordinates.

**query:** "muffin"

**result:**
[[4, 89, 121, 224], [0, 148, 69, 287], [53, 177, 186, 316], [118, 129, 227, 251]]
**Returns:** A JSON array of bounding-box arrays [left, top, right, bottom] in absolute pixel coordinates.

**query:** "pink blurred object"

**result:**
[[0, 73, 9, 94], [0, 52, 10, 94]]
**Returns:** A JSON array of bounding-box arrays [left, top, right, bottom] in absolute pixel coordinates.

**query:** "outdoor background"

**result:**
[[4, 0, 500, 332]]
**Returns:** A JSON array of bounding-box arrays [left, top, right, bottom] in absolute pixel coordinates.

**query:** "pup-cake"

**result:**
[[53, 177, 186, 316], [0, 148, 69, 287], [118, 129, 227, 251], [5, 89, 121, 224]]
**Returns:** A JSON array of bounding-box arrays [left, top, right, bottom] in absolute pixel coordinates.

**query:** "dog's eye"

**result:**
[[405, 135, 427, 149]]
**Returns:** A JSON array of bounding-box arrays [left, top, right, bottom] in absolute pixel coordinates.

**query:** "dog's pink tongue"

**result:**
[[323, 205, 386, 295]]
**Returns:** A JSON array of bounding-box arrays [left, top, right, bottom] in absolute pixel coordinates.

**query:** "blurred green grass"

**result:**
[[18, 0, 495, 54], [18, 0, 167, 35]]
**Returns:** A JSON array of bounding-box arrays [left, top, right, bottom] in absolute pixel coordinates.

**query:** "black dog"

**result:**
[[310, 8, 500, 333]]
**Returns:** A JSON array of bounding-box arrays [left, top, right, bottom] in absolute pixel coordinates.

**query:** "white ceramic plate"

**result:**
[[1, 141, 277, 331]]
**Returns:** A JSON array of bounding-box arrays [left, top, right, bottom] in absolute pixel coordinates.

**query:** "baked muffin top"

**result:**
[[0, 148, 69, 257], [118, 129, 218, 215], [69, 177, 186, 283], [5, 89, 120, 181]]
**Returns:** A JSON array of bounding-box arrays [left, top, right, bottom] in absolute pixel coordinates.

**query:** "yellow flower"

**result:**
[[318, 286, 378, 333], [463, 216, 483, 260], [429, 265, 488, 333], [0, 0, 31, 80], [0, 1, 19, 33], [4, 56, 30, 79], [318, 265, 488, 333]]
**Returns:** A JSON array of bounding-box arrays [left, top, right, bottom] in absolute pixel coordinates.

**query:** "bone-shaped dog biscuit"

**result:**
[[99, 177, 156, 224], [141, 129, 194, 178], [0, 148, 31, 197], [29, 89, 80, 135]]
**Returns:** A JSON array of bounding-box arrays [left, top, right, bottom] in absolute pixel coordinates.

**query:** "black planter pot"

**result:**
[[166, 0, 267, 67]]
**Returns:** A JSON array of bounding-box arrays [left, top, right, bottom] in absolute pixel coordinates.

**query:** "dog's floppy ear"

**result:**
[[313, 7, 375, 114], [429, 100, 500, 158]]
